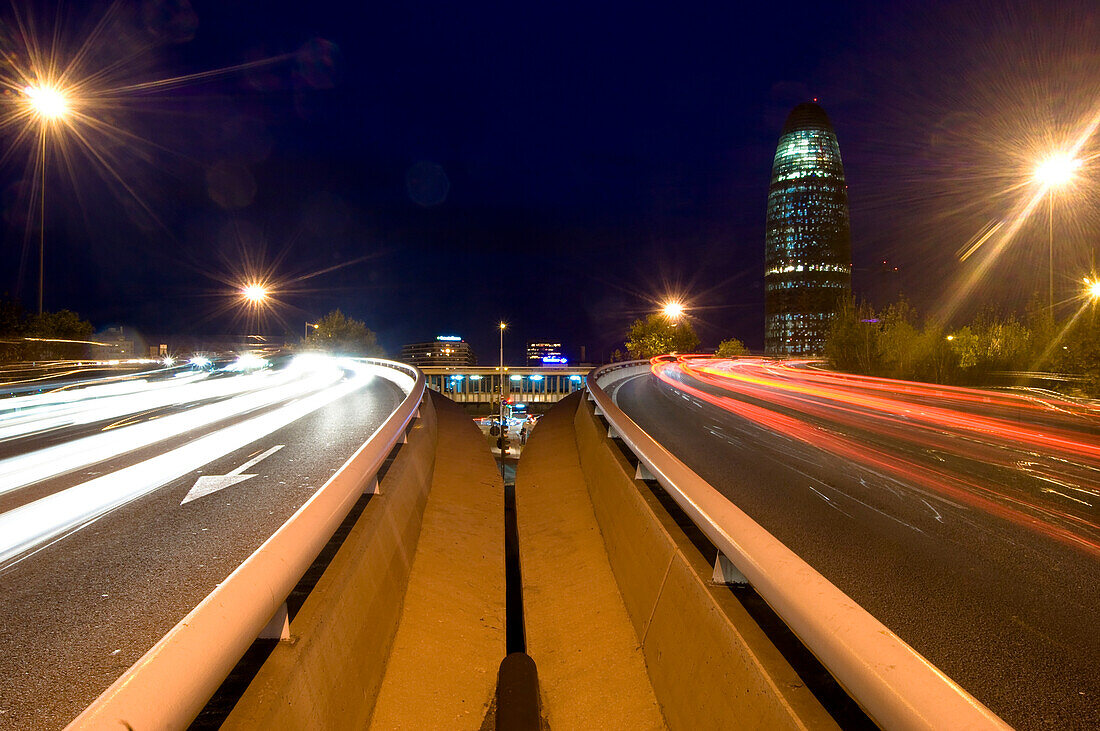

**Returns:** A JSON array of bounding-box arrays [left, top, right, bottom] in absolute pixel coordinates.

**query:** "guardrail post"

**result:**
[[608, 423, 621, 439], [711, 552, 748, 586], [365, 474, 380, 495], [258, 602, 291, 641], [635, 462, 656, 481]]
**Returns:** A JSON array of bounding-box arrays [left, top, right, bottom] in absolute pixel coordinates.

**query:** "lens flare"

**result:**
[[22, 84, 70, 120], [241, 283, 269, 304], [662, 301, 686, 319], [1034, 153, 1082, 187]]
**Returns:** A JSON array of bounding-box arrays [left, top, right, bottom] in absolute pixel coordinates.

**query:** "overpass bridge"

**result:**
[[41, 357, 1028, 731], [421, 365, 587, 410]]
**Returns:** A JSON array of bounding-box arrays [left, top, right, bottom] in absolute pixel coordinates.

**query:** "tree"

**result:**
[[0, 295, 25, 362], [824, 297, 881, 374], [0, 295, 23, 336], [878, 298, 921, 378], [624, 314, 700, 359], [913, 319, 960, 384], [302, 309, 383, 355], [19, 308, 94, 360], [950, 308, 1030, 383], [25, 309, 93, 340], [715, 337, 748, 358]]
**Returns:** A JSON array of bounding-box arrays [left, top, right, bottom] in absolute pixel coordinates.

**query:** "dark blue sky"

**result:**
[[2, 0, 1098, 361]]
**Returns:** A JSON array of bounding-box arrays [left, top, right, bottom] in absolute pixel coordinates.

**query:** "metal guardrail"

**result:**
[[68, 358, 426, 730], [586, 359, 1012, 731]]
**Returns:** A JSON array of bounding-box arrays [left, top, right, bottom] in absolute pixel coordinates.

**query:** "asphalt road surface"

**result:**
[[0, 356, 406, 729], [611, 358, 1100, 731]]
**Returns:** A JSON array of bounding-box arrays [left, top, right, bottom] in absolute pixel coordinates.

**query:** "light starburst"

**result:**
[[0, 2, 292, 311]]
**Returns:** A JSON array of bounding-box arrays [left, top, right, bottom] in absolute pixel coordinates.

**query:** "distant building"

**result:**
[[764, 102, 852, 355], [526, 340, 567, 367], [91, 327, 135, 360], [400, 335, 477, 367]]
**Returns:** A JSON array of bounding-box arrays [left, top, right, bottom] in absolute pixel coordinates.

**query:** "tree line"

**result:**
[[824, 295, 1100, 395], [616, 313, 748, 361], [0, 295, 94, 361]]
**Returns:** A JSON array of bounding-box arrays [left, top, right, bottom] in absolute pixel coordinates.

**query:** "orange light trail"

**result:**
[[653, 357, 1100, 558]]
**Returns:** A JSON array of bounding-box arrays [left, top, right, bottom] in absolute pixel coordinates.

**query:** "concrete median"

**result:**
[[571, 392, 838, 730], [223, 393, 443, 729]]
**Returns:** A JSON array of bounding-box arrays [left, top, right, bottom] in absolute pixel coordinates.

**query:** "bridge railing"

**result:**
[[587, 359, 1010, 731], [69, 358, 425, 730]]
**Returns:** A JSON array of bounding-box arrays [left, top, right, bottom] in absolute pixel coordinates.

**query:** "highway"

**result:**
[[610, 357, 1100, 731], [0, 355, 407, 729]]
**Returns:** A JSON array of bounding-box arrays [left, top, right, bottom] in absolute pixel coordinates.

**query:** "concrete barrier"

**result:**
[[572, 394, 838, 730], [222, 392, 441, 729]]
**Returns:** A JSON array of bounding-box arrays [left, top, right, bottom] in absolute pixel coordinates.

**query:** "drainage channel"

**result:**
[[494, 469, 542, 730]]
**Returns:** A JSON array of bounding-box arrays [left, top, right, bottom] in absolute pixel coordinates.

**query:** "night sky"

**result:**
[[1, 0, 1098, 362]]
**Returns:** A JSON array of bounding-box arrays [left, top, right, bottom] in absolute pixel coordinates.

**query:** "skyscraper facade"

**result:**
[[764, 102, 851, 355]]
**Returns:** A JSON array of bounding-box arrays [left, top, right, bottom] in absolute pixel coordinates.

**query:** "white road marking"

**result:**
[[180, 445, 285, 505]]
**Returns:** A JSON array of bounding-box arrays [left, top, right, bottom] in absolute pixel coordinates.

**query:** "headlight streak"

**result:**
[[0, 368, 290, 442], [0, 369, 206, 412], [0, 358, 397, 568], [0, 361, 342, 496], [654, 358, 1100, 558]]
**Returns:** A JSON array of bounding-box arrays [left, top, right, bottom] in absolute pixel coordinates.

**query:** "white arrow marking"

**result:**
[[181, 445, 284, 505]]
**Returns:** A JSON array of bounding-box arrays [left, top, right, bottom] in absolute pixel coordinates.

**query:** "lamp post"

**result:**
[[498, 322, 506, 430], [23, 83, 72, 314], [1034, 152, 1082, 312], [305, 322, 319, 340]]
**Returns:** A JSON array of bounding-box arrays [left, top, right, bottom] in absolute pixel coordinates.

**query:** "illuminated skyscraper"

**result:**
[[764, 102, 851, 355]]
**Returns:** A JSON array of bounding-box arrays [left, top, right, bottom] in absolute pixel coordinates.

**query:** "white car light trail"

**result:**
[[0, 359, 391, 567], [0, 362, 342, 495]]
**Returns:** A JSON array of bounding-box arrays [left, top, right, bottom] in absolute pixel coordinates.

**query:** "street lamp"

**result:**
[[22, 82, 73, 314], [1085, 278, 1100, 301], [305, 322, 319, 340], [241, 283, 269, 304], [1034, 152, 1082, 312], [24, 84, 70, 120], [498, 322, 507, 433], [662, 300, 685, 322]]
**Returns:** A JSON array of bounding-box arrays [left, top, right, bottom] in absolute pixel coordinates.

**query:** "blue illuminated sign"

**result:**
[[436, 335, 462, 342], [541, 355, 568, 364]]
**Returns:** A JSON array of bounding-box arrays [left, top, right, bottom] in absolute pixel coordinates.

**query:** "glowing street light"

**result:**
[[1034, 153, 1082, 188], [1085, 278, 1100, 301], [662, 300, 686, 321], [241, 283, 269, 304], [1034, 151, 1083, 312], [23, 84, 70, 121]]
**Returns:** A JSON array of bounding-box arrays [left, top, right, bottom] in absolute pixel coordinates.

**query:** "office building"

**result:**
[[764, 102, 852, 355], [400, 335, 477, 367], [526, 341, 567, 366]]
